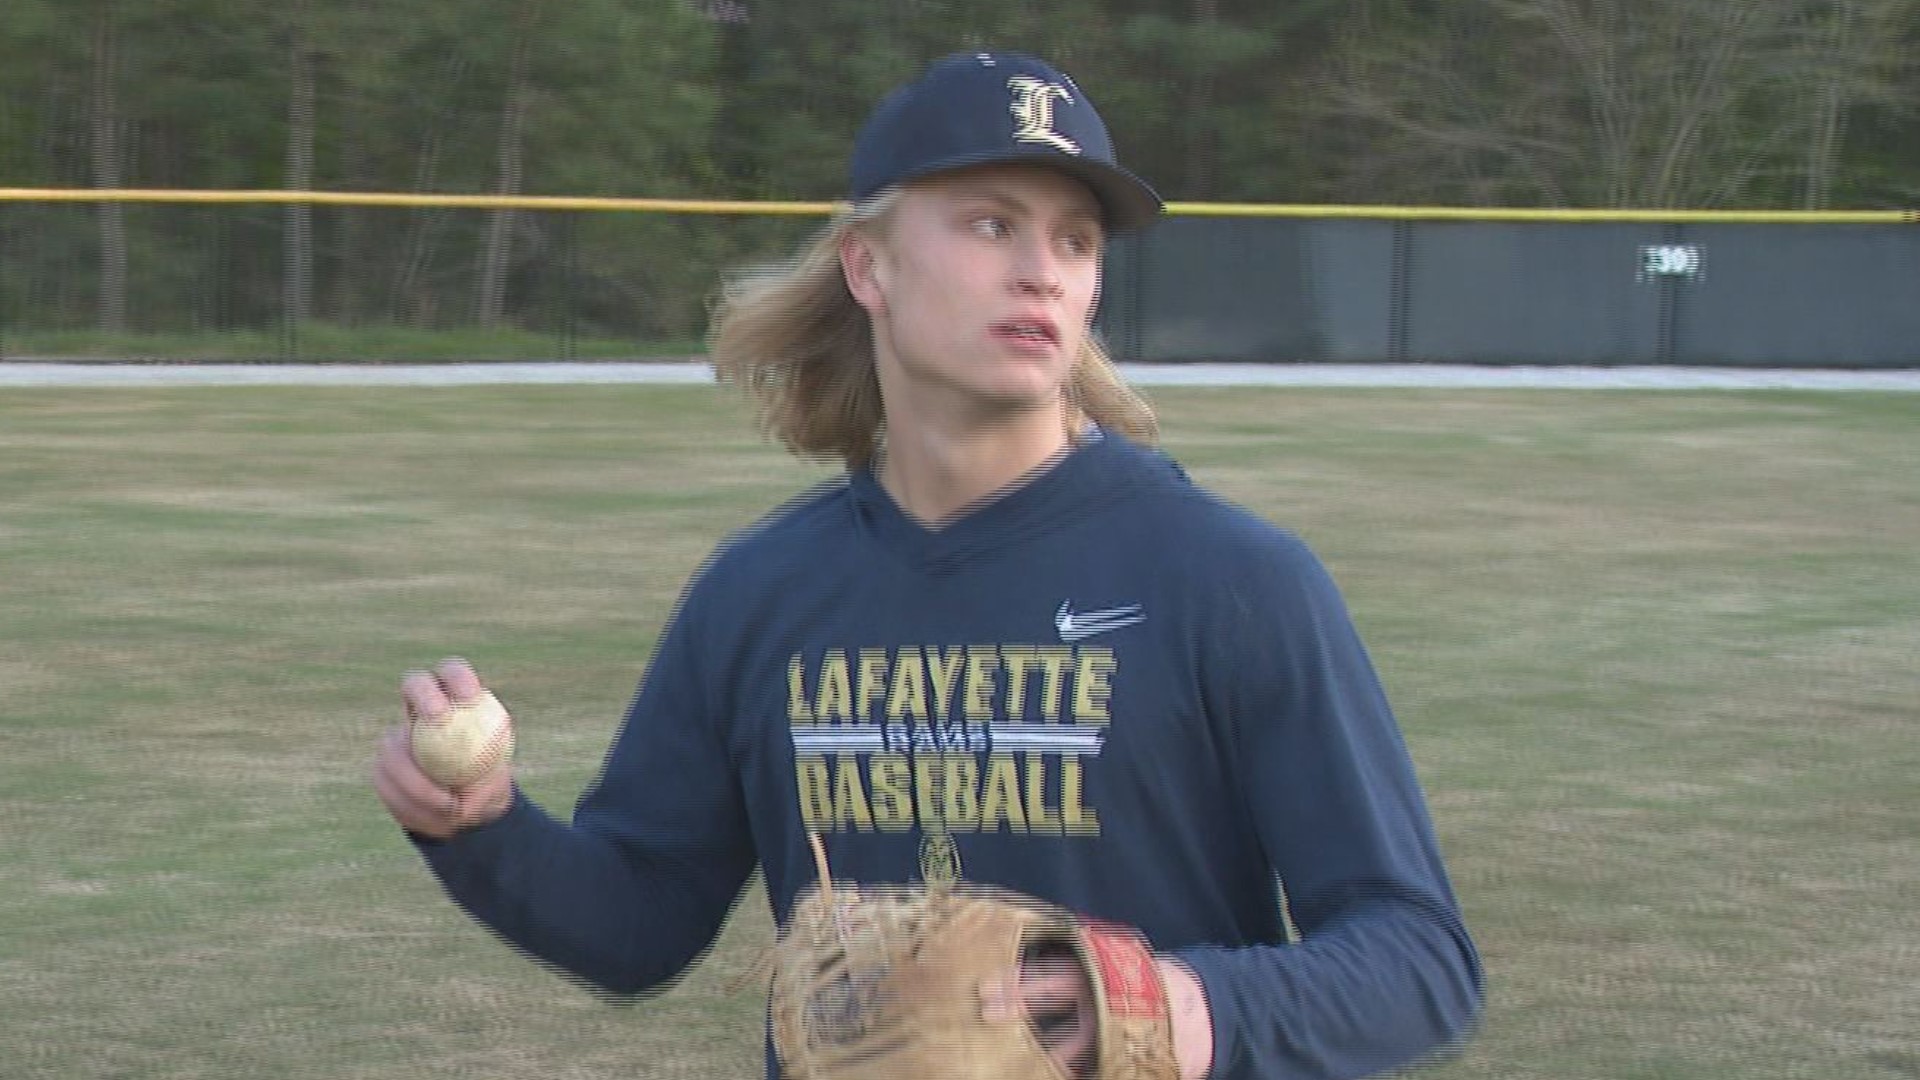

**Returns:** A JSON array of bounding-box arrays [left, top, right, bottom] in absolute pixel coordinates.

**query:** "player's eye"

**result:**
[[971, 216, 1012, 239], [1060, 230, 1101, 258]]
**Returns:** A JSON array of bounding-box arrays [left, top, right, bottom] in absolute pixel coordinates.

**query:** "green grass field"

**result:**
[[2, 385, 1915, 1079]]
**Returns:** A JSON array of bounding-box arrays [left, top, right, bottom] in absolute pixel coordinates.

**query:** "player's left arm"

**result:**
[[1168, 529, 1484, 1080]]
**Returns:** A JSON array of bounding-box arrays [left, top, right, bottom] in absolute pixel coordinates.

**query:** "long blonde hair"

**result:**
[[708, 191, 1157, 470]]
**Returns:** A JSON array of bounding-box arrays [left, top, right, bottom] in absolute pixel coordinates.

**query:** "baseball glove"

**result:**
[[769, 880, 1179, 1080]]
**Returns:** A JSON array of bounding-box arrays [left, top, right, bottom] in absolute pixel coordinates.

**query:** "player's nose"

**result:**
[[1011, 241, 1065, 298]]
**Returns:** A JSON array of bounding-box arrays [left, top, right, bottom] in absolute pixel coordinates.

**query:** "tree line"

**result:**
[[3, 0, 1915, 347]]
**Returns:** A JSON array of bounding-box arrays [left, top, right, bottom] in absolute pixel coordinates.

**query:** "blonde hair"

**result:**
[[708, 191, 1158, 470]]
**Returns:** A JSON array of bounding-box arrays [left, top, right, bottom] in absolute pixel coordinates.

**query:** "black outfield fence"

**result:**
[[3, 191, 1916, 367], [1101, 211, 1920, 368]]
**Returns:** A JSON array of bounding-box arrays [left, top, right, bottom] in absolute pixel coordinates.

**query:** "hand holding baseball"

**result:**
[[372, 658, 517, 840]]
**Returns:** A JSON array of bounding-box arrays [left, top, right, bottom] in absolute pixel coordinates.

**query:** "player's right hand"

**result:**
[[371, 658, 516, 840]]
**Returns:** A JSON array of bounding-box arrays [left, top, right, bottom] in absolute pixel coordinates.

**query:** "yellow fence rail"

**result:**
[[2, 188, 1916, 224]]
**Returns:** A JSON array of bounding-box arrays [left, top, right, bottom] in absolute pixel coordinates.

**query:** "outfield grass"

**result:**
[[1, 385, 1914, 1079]]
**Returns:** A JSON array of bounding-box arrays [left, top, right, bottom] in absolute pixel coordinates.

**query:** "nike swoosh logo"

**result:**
[[1055, 601, 1146, 643]]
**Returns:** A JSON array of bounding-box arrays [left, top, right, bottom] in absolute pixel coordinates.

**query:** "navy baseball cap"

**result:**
[[849, 51, 1164, 231]]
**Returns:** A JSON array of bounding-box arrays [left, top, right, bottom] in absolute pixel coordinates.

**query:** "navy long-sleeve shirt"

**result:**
[[417, 430, 1483, 1079]]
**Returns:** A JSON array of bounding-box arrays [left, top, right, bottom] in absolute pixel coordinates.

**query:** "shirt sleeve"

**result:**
[[413, 575, 758, 998], [1170, 529, 1484, 1079]]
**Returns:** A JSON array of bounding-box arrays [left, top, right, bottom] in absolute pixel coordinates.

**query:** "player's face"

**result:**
[[846, 164, 1105, 419]]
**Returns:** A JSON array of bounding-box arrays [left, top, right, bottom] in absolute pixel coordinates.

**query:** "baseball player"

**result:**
[[374, 50, 1482, 1080]]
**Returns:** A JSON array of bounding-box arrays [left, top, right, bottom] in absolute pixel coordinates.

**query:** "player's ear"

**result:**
[[841, 227, 888, 314]]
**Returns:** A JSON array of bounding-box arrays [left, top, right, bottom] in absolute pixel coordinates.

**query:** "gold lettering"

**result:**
[[1072, 647, 1116, 723], [1033, 647, 1072, 720], [941, 754, 980, 831], [869, 754, 912, 831], [856, 648, 890, 721], [926, 646, 966, 720], [795, 756, 833, 828], [816, 651, 853, 721], [962, 646, 999, 720], [979, 754, 1026, 832], [1061, 758, 1100, 836], [1001, 645, 1038, 720], [833, 756, 874, 831], [787, 655, 814, 722], [886, 648, 929, 720], [1024, 753, 1062, 834], [802, 644, 1108, 840], [913, 755, 941, 826]]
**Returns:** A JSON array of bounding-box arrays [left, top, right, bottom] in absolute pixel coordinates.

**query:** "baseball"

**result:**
[[410, 690, 515, 789]]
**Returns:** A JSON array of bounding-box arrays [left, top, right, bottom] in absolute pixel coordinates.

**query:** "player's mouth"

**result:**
[[989, 317, 1061, 352]]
